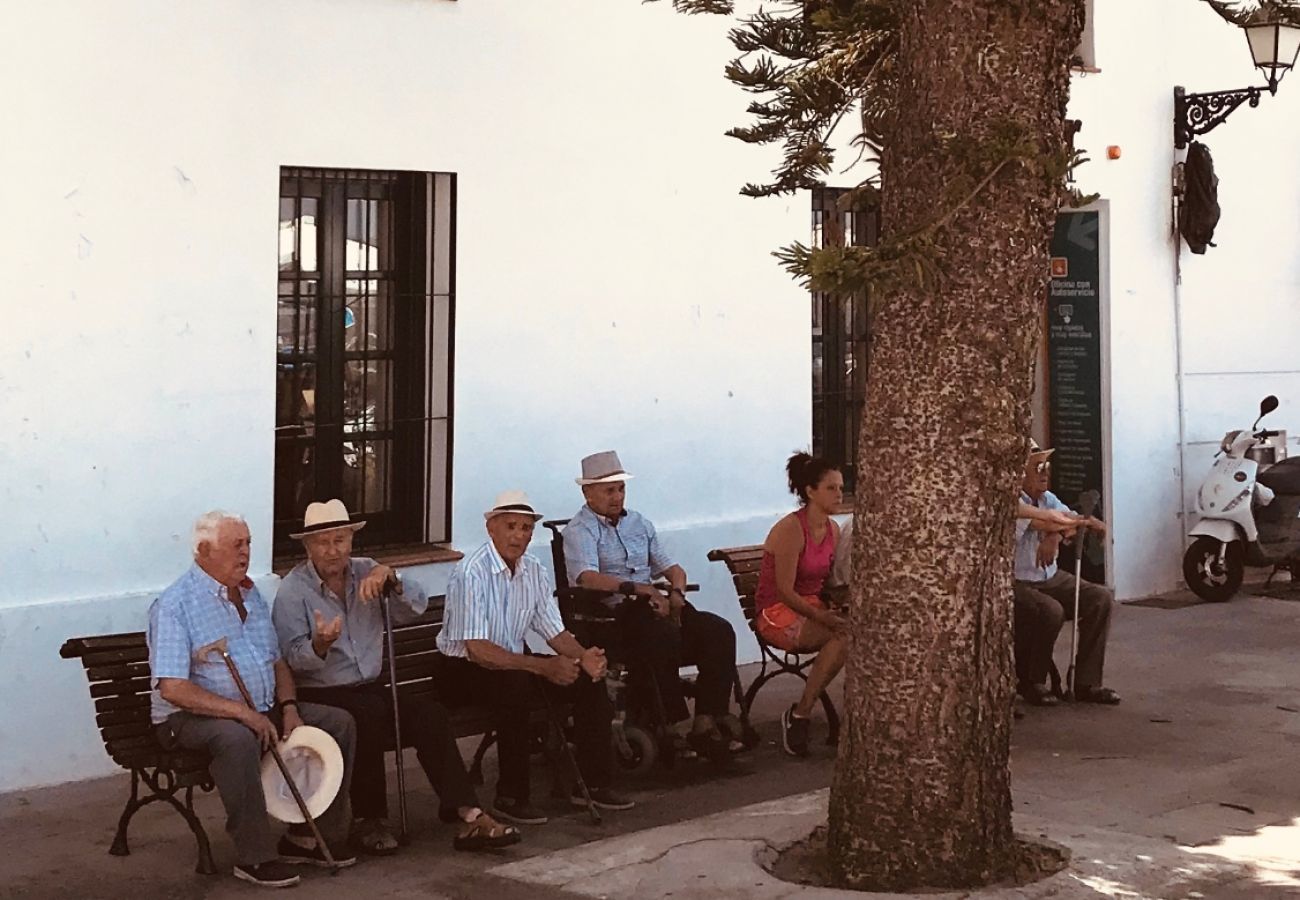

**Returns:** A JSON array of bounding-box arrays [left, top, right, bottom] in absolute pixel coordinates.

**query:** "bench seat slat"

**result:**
[[81, 646, 150, 667], [90, 677, 153, 698], [86, 662, 152, 682]]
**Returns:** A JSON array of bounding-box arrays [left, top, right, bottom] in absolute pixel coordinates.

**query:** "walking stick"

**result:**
[[193, 638, 342, 873], [379, 584, 411, 845], [540, 681, 602, 825], [1065, 547, 1083, 702]]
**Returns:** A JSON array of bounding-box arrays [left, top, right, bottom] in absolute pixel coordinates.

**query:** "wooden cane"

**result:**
[[193, 638, 342, 873], [379, 587, 411, 844]]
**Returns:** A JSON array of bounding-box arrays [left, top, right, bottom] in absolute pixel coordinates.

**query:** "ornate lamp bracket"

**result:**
[[1174, 85, 1263, 150]]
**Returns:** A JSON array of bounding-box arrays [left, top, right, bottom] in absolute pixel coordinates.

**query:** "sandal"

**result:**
[[350, 818, 399, 856], [686, 727, 733, 764], [453, 812, 522, 852], [1076, 685, 1122, 705], [716, 714, 758, 752]]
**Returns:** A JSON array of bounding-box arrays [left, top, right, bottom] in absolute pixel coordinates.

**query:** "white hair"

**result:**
[[192, 510, 247, 557]]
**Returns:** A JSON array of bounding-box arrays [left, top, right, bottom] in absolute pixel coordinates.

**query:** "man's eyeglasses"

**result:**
[[1034, 461, 1052, 474]]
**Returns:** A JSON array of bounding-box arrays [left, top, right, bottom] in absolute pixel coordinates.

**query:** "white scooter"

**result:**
[[1183, 395, 1300, 602]]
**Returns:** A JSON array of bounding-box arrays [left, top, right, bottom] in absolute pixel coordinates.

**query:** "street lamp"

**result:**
[[1174, 16, 1300, 149]]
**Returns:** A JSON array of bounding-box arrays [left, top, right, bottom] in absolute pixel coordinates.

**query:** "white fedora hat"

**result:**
[[1027, 438, 1055, 462], [260, 726, 345, 824], [289, 499, 367, 540], [484, 489, 544, 522], [575, 450, 635, 486]]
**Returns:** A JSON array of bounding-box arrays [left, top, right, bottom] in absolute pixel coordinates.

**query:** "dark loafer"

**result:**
[[1018, 683, 1060, 707]]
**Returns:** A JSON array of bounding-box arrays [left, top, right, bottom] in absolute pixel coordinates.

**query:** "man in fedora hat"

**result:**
[[148, 510, 357, 888], [273, 499, 521, 854], [1014, 440, 1119, 707], [563, 451, 743, 762], [437, 490, 632, 826]]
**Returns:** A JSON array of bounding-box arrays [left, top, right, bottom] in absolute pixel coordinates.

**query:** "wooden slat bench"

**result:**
[[60, 594, 555, 875], [706, 545, 840, 744]]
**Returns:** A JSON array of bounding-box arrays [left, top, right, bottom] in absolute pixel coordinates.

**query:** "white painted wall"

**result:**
[[1069, 0, 1300, 600], [0, 0, 807, 791]]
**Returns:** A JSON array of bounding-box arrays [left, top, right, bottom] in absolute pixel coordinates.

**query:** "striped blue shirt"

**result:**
[[438, 540, 566, 658], [147, 565, 281, 723], [562, 505, 675, 586]]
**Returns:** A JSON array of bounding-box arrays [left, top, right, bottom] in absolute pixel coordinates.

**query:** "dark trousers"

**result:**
[[434, 655, 613, 804], [617, 601, 737, 723], [158, 703, 355, 867], [297, 681, 478, 820], [1013, 570, 1115, 689]]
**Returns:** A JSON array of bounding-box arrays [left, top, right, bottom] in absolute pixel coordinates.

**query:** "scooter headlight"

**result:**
[[1221, 430, 1243, 453]]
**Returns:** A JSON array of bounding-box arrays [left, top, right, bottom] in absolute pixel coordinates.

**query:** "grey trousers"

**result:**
[[158, 703, 356, 866], [1013, 570, 1115, 690]]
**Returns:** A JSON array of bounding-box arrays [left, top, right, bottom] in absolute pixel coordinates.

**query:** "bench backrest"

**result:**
[[61, 596, 450, 768], [705, 545, 765, 630]]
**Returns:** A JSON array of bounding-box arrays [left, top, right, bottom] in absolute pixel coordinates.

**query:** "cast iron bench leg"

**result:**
[[109, 769, 142, 857]]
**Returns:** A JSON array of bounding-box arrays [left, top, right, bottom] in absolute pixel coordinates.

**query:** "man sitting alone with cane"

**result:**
[[1014, 441, 1120, 707], [148, 511, 357, 888], [273, 499, 520, 855]]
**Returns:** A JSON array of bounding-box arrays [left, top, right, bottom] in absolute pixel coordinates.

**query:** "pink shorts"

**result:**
[[757, 595, 825, 651]]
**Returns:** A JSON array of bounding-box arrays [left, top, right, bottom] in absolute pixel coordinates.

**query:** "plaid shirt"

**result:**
[[148, 565, 281, 723]]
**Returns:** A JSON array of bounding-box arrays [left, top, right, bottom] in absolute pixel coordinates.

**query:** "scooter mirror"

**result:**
[[1261, 395, 1279, 417]]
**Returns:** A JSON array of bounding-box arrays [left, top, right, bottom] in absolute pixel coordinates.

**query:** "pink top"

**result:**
[[755, 507, 837, 614]]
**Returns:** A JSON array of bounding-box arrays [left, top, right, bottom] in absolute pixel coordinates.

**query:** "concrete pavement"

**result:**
[[4, 589, 1300, 898]]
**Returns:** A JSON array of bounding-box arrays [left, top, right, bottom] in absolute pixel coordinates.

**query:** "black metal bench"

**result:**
[[59, 594, 549, 875], [706, 545, 840, 744]]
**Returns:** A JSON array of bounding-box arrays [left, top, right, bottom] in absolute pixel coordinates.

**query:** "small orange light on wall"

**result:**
[[1107, 145, 1122, 160]]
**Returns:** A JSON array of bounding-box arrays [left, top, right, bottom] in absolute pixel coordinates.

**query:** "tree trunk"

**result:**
[[828, 0, 1085, 890]]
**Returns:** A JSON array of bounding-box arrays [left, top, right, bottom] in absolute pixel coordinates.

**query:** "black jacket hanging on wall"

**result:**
[[1180, 141, 1220, 255]]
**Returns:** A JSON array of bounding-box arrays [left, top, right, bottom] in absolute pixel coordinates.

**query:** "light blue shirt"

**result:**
[[273, 558, 428, 688], [438, 540, 567, 658], [148, 565, 281, 723], [1015, 490, 1071, 583], [562, 505, 675, 586]]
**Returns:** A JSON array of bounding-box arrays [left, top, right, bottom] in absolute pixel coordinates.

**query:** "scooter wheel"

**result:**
[[1183, 536, 1244, 602], [613, 725, 657, 777]]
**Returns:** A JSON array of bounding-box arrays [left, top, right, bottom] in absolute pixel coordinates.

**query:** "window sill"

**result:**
[[273, 543, 463, 576], [1070, 65, 1101, 75]]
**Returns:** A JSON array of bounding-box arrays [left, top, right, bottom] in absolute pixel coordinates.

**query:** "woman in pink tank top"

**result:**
[[754, 452, 847, 757]]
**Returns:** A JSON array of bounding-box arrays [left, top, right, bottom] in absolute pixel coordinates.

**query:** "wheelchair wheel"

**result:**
[[613, 725, 657, 777]]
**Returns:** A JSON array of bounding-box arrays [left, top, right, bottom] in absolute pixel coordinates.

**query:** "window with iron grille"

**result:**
[[275, 167, 455, 557], [811, 186, 878, 495]]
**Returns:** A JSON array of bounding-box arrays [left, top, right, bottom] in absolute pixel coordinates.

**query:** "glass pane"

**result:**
[[277, 280, 316, 355], [812, 341, 824, 397], [341, 440, 391, 516], [343, 360, 391, 433], [279, 198, 297, 271], [300, 198, 318, 272], [274, 437, 316, 531], [345, 279, 391, 352], [346, 198, 390, 271], [276, 361, 316, 432]]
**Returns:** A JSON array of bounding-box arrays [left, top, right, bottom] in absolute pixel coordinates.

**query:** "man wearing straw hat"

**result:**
[[148, 511, 357, 889], [1013, 440, 1120, 708], [564, 451, 743, 762], [437, 490, 632, 826], [273, 499, 520, 855]]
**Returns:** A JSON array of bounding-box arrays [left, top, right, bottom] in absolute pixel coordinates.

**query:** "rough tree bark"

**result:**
[[829, 1, 1085, 890]]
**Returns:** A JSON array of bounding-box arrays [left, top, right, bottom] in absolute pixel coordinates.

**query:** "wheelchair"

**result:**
[[542, 519, 758, 776]]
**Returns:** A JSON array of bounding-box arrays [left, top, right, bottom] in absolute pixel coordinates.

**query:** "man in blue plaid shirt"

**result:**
[[148, 511, 357, 888]]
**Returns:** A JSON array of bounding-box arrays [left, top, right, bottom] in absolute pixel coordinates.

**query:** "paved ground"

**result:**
[[5, 588, 1300, 898]]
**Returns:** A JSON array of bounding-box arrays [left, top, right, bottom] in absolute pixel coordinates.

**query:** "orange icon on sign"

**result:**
[[1050, 258, 1068, 278]]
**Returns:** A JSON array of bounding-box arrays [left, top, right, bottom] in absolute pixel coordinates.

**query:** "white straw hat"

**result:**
[[484, 489, 544, 522], [260, 726, 345, 823], [289, 499, 366, 540]]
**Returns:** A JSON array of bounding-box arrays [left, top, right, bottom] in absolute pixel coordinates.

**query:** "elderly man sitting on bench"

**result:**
[[273, 499, 519, 855], [148, 511, 357, 888], [563, 450, 744, 763]]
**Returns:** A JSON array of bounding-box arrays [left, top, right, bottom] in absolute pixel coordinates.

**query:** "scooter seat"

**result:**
[[1257, 457, 1300, 495]]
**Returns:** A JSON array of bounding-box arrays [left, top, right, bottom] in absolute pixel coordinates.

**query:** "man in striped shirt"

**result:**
[[437, 490, 632, 826]]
